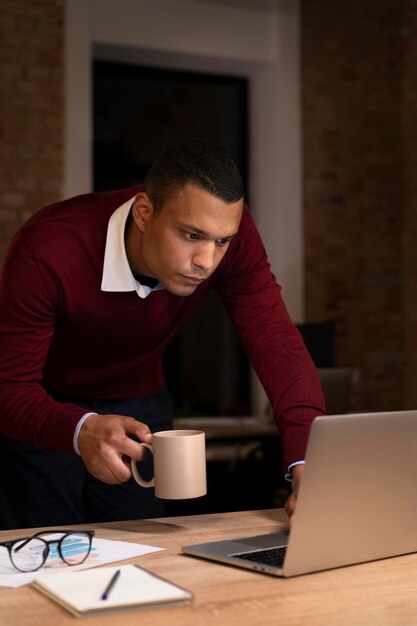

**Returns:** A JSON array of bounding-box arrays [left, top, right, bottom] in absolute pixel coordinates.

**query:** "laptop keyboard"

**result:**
[[232, 546, 287, 568]]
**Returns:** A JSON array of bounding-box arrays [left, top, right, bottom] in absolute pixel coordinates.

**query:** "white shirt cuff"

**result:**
[[285, 460, 305, 482], [73, 412, 97, 455]]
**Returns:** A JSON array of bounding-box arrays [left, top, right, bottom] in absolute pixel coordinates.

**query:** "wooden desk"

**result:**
[[1, 508, 416, 626]]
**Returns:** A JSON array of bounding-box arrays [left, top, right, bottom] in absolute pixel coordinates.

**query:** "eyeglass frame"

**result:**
[[0, 529, 95, 572]]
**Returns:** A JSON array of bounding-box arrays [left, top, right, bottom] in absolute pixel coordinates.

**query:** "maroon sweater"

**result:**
[[0, 186, 325, 469]]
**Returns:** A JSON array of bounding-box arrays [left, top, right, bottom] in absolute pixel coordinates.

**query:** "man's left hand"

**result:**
[[284, 464, 304, 520]]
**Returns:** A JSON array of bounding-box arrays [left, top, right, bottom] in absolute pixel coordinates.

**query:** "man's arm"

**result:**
[[0, 239, 82, 451], [0, 235, 151, 483], [215, 207, 325, 504]]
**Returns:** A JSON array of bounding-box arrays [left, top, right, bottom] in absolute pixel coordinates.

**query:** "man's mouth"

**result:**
[[180, 275, 206, 285]]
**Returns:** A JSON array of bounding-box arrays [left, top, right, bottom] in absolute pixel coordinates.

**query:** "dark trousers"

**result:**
[[0, 389, 173, 530]]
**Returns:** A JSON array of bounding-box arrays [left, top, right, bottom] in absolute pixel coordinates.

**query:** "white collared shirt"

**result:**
[[101, 196, 164, 299]]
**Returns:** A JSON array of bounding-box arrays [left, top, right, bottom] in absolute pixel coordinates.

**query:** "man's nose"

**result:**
[[191, 241, 216, 272]]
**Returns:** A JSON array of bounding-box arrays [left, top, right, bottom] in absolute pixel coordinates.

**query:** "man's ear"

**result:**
[[132, 192, 153, 233]]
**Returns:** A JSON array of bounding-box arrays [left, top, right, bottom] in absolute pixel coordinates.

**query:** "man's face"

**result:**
[[131, 184, 243, 296]]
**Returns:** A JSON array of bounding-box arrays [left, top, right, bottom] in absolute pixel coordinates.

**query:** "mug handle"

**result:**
[[131, 442, 154, 488]]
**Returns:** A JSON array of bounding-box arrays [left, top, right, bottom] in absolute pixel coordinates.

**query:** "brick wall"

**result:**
[[0, 0, 64, 260], [302, 0, 408, 410]]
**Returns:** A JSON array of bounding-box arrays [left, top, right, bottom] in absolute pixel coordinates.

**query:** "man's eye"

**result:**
[[187, 232, 201, 240], [216, 238, 230, 247]]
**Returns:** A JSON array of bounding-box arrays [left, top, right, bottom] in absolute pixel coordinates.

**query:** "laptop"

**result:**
[[182, 410, 417, 577]]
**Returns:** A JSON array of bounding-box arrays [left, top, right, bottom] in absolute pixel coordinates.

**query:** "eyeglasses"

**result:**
[[0, 529, 95, 572]]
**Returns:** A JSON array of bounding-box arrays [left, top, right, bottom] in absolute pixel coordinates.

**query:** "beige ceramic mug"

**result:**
[[131, 429, 207, 499]]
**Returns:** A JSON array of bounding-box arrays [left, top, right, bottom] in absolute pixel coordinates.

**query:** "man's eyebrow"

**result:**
[[181, 223, 239, 239], [181, 223, 206, 235]]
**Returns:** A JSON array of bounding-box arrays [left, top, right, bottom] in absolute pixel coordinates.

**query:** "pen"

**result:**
[[100, 569, 121, 600]]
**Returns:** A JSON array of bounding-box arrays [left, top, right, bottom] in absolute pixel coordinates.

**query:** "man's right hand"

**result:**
[[77, 413, 153, 484]]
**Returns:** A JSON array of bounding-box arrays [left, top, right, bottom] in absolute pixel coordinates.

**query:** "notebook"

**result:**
[[182, 410, 417, 577], [32, 564, 192, 616]]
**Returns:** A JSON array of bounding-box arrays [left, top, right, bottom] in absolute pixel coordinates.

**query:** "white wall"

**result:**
[[65, 0, 304, 413]]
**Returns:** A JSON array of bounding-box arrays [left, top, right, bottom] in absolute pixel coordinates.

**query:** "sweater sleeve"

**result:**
[[0, 232, 86, 454], [216, 208, 326, 471]]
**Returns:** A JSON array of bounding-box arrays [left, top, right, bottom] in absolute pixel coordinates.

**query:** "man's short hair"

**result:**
[[143, 139, 244, 212]]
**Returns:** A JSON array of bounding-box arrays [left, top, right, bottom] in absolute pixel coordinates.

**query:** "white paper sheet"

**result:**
[[0, 534, 163, 588]]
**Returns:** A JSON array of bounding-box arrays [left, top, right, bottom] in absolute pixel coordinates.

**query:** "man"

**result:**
[[0, 140, 325, 529]]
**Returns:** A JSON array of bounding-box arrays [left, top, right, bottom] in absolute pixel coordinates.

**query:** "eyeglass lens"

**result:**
[[10, 532, 91, 572], [11, 537, 47, 572], [59, 532, 91, 565]]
